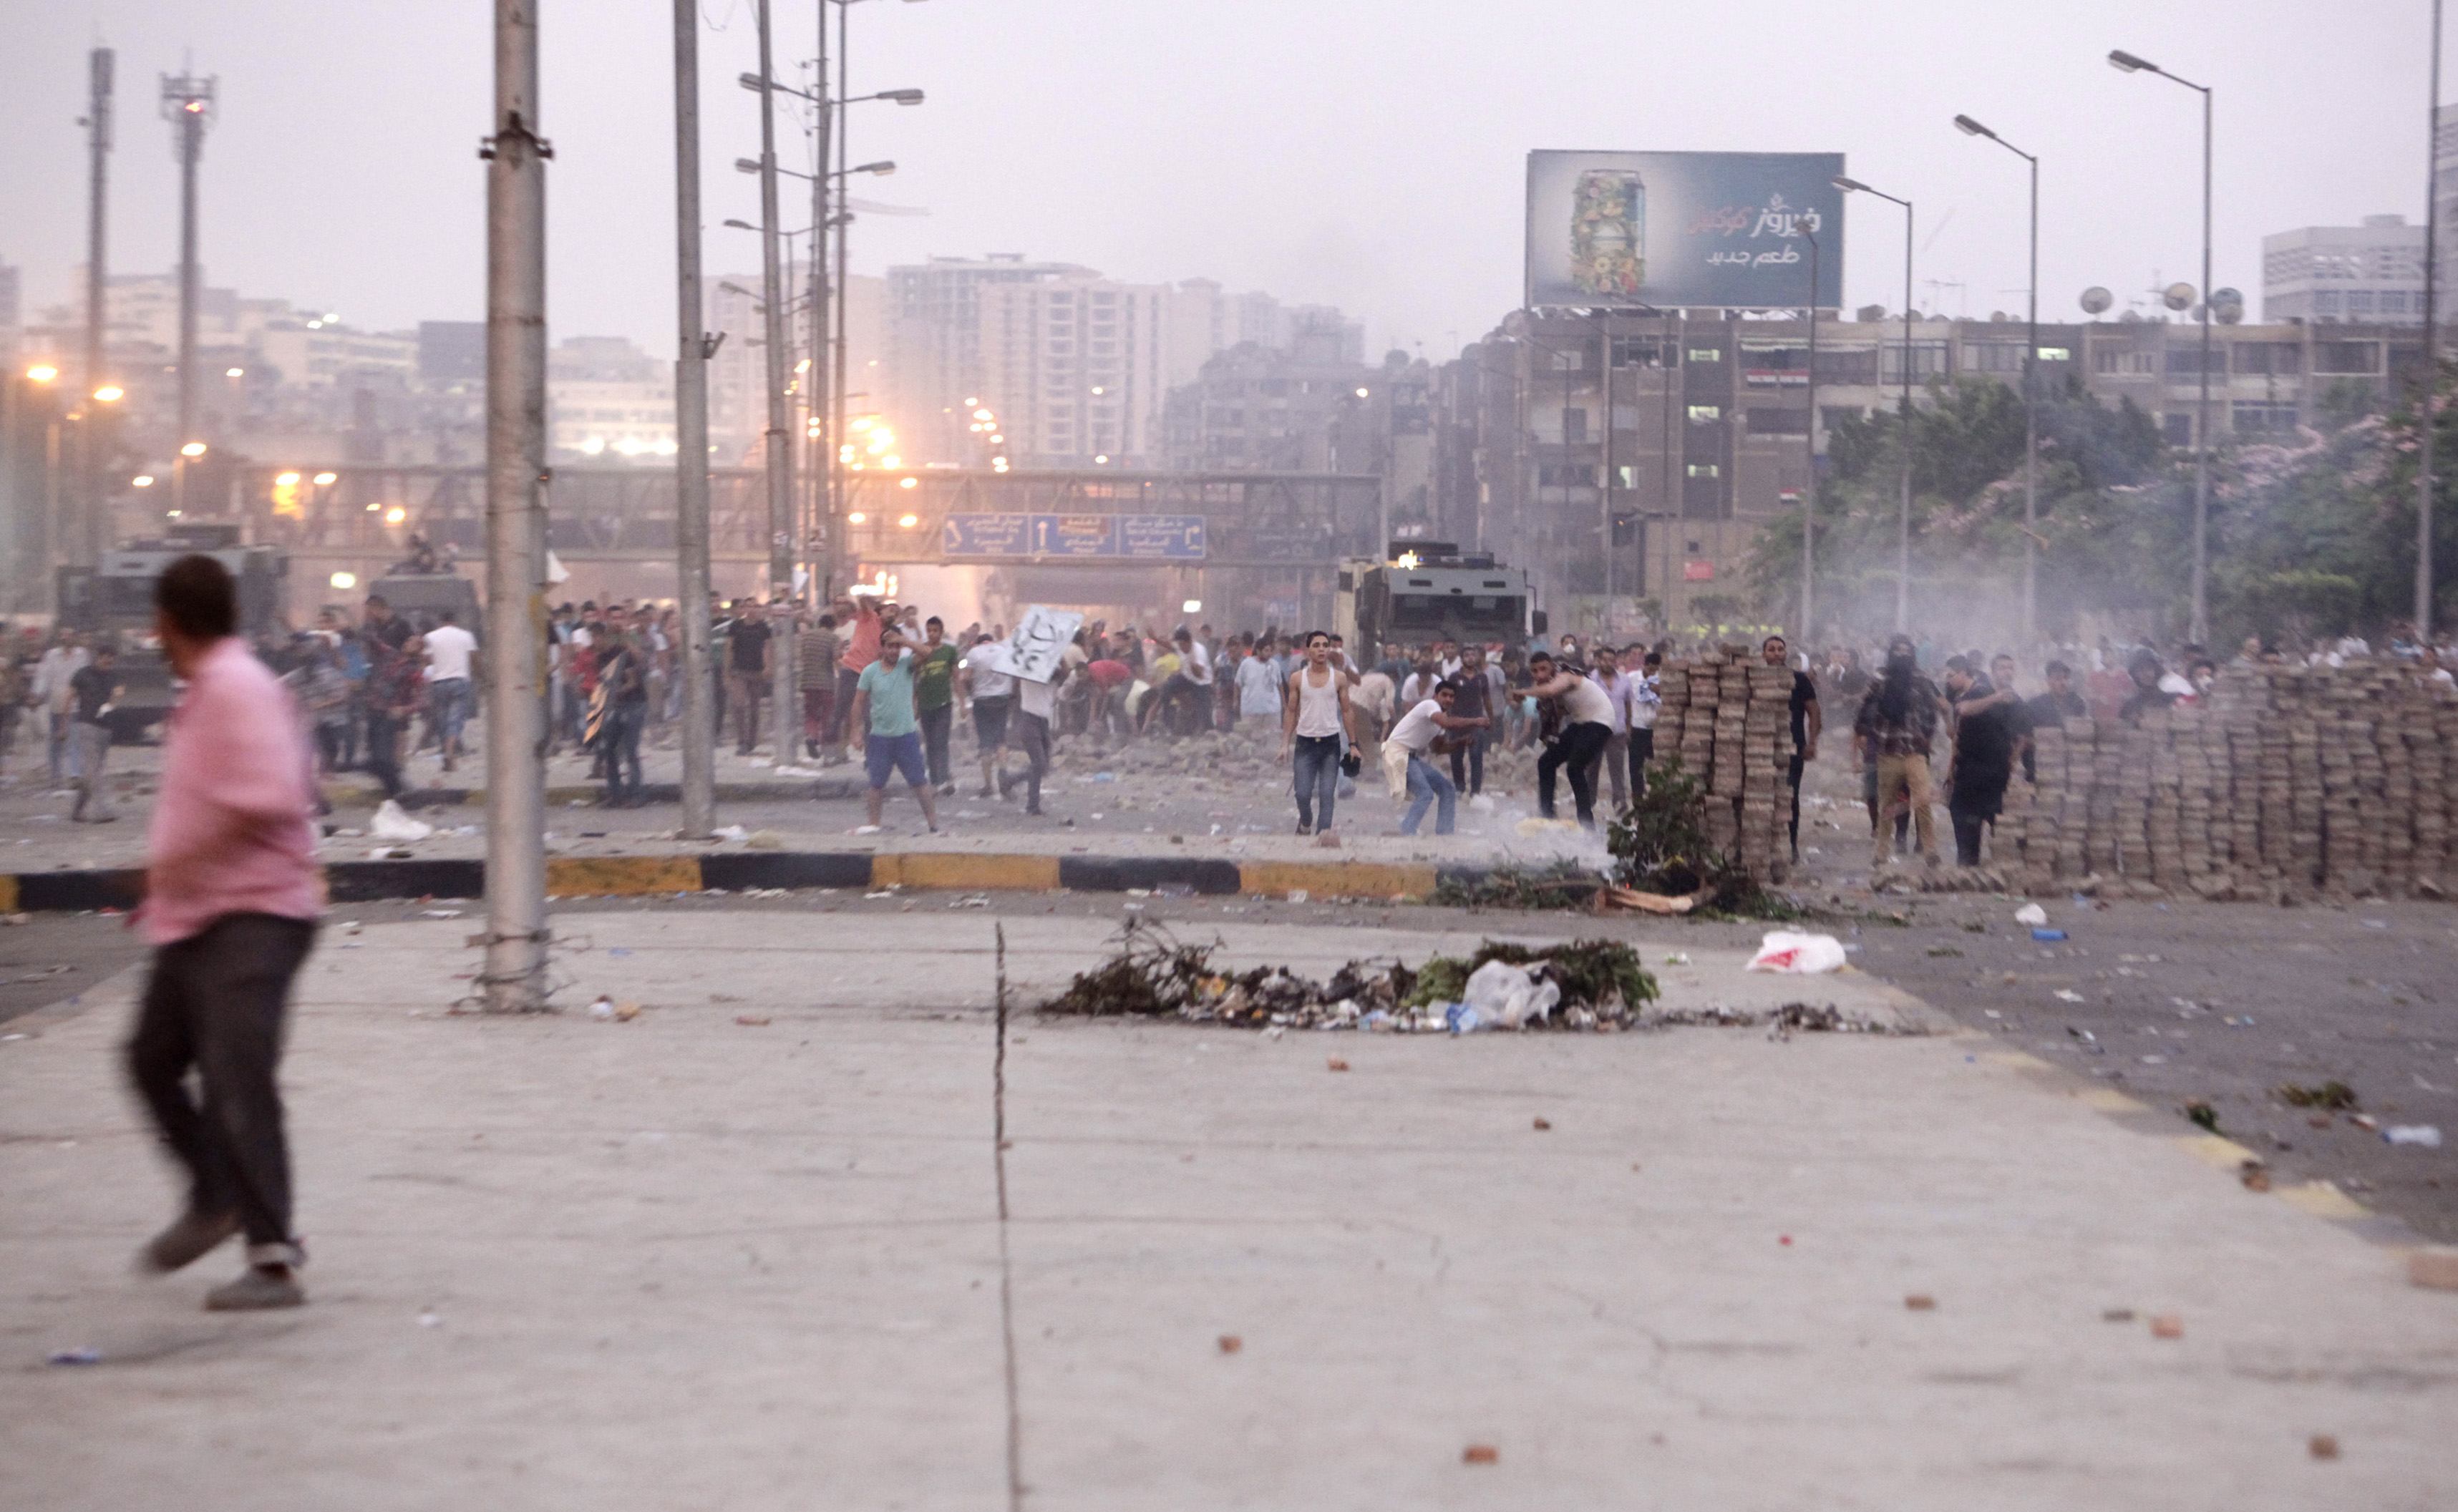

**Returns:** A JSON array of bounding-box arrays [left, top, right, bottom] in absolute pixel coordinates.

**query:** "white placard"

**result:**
[[973, 605, 1083, 684]]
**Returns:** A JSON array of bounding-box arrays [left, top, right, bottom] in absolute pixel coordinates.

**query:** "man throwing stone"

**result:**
[[127, 555, 323, 1310]]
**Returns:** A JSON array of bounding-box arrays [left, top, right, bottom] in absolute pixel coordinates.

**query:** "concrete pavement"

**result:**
[[2, 911, 2452, 1510]]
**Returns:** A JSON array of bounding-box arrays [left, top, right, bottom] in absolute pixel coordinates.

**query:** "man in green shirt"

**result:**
[[913, 615, 962, 796], [849, 625, 939, 833]]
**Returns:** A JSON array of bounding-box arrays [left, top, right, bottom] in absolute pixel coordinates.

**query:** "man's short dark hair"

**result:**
[[365, 592, 389, 610], [1303, 630, 1328, 646], [1763, 635, 1787, 651], [820, 613, 836, 629], [1530, 650, 1555, 668], [926, 615, 943, 630], [2044, 660, 2071, 678], [155, 554, 238, 640], [1944, 655, 1974, 675], [439, 609, 456, 624]]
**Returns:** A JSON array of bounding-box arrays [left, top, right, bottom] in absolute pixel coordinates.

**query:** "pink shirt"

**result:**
[[141, 637, 322, 945], [838, 603, 882, 675]]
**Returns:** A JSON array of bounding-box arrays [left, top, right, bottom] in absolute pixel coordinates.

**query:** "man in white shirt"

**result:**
[[961, 633, 1016, 799], [1621, 647, 1661, 801], [1382, 680, 1487, 837], [1585, 648, 1631, 811], [32, 631, 91, 788], [1235, 638, 1283, 721], [421, 610, 479, 772], [1521, 650, 1618, 829], [1159, 625, 1213, 735]]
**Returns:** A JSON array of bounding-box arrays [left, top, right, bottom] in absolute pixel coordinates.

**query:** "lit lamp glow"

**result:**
[[329, 571, 358, 590], [180, 442, 208, 458], [92, 385, 125, 404]]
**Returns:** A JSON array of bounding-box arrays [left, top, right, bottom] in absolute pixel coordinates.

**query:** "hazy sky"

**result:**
[[0, 1, 2442, 359]]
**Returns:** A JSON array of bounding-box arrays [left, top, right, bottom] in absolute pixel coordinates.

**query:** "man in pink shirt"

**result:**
[[127, 555, 323, 1311]]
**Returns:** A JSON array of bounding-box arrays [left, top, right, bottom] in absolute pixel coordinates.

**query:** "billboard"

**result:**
[[1525, 151, 1844, 311]]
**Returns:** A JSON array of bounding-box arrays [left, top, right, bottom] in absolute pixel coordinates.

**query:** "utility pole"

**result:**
[[479, 0, 550, 1013], [810, 9, 834, 603], [82, 48, 114, 568], [674, 0, 718, 836], [1802, 233, 1819, 643], [753, 0, 800, 753], [831, 0, 852, 610], [160, 68, 215, 516]]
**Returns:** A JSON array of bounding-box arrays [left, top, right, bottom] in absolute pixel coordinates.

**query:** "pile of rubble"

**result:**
[[1035, 920, 1659, 1032], [2006, 663, 2458, 901]]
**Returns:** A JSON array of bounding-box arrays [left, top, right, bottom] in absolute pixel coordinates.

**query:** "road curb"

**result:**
[[362, 777, 868, 810], [0, 849, 1463, 913]]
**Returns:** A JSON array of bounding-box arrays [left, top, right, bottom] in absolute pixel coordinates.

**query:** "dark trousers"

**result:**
[[1951, 807, 1993, 867], [126, 913, 319, 1256], [828, 665, 861, 746], [999, 711, 1050, 813], [1538, 720, 1613, 826], [1787, 751, 1807, 858], [602, 703, 644, 802], [1628, 727, 1653, 803], [919, 702, 953, 786], [1448, 729, 1487, 796], [365, 712, 404, 799]]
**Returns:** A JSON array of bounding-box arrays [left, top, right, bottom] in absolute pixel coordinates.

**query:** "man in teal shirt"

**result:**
[[849, 626, 939, 832]]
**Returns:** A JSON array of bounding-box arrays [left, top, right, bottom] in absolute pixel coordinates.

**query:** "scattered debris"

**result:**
[[1461, 1445, 1500, 1466], [370, 800, 433, 842], [2240, 1160, 2273, 1193], [2384, 1125, 2444, 1148], [1531, 1116, 1552, 1131], [588, 996, 615, 1021], [1904, 1294, 1937, 1311], [2275, 1081, 2360, 1111], [734, 1015, 772, 1027], [2013, 902, 2049, 926], [2308, 1434, 2340, 1462], [2409, 1247, 2458, 1291], [46, 1347, 101, 1366], [2149, 1314, 2185, 1340], [1326, 1057, 1349, 1073], [1746, 931, 1847, 974], [2053, 989, 2087, 1004], [2102, 1308, 2136, 1323], [1216, 1334, 1242, 1355], [2184, 1100, 2222, 1133]]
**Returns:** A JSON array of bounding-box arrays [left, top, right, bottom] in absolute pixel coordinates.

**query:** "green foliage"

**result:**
[[1403, 940, 1658, 1012]]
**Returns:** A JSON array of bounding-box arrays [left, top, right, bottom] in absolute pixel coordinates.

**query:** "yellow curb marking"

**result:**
[[546, 856, 703, 897], [2278, 1181, 2374, 1221], [2175, 1132, 2260, 1169], [2078, 1088, 2147, 1113], [1236, 860, 1438, 899], [873, 852, 1061, 892]]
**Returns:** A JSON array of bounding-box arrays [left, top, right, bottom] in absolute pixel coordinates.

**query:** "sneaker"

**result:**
[[1295, 823, 1313, 837], [205, 1264, 305, 1312], [138, 1208, 239, 1274]]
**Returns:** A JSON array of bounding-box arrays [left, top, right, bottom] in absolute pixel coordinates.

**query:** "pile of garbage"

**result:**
[[1036, 919, 1658, 1033]]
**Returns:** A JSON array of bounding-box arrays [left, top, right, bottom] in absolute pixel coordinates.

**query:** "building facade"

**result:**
[[2261, 215, 2427, 324]]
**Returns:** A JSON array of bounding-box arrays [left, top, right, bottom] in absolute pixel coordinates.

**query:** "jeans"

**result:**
[[727, 669, 765, 753], [1787, 752, 1807, 857], [364, 712, 405, 799], [1447, 728, 1487, 796], [48, 709, 76, 785], [1293, 732, 1341, 831], [829, 665, 861, 746], [125, 913, 319, 1260], [1586, 729, 1630, 810], [919, 702, 953, 786], [1628, 727, 1654, 803], [427, 677, 471, 755], [1538, 721, 1612, 826], [802, 685, 834, 746], [601, 703, 644, 803], [996, 711, 1050, 813], [1402, 753, 1457, 836], [70, 722, 113, 819]]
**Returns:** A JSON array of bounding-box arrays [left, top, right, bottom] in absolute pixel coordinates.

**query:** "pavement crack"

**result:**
[[994, 922, 1025, 1511]]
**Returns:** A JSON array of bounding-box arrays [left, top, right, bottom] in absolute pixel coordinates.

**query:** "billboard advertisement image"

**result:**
[[1525, 150, 1845, 311]]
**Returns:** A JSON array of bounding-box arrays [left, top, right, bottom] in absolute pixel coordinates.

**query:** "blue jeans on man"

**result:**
[[1402, 753, 1457, 836], [1291, 732, 1341, 833], [601, 702, 644, 804]]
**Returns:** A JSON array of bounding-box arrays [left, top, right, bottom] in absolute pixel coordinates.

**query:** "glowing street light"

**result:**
[[180, 441, 208, 458], [384, 505, 408, 525], [92, 385, 125, 404], [898, 475, 919, 489], [24, 364, 59, 384], [846, 511, 868, 525], [225, 366, 246, 379], [897, 513, 919, 529], [131, 474, 155, 488], [329, 571, 358, 590], [275, 471, 302, 487], [312, 471, 339, 486]]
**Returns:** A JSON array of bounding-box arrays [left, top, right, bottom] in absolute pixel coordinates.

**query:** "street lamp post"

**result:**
[[1835, 175, 1916, 632], [750, 0, 800, 747], [2420, 0, 2445, 642], [1954, 114, 2040, 645], [1802, 230, 1819, 643], [2110, 47, 2215, 645]]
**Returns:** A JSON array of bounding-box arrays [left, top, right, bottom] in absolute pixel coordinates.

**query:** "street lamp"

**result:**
[[24, 365, 59, 384], [2110, 47, 2215, 645], [1954, 113, 2041, 644], [2420, 1, 2446, 641], [1835, 174, 1918, 632], [92, 385, 125, 404]]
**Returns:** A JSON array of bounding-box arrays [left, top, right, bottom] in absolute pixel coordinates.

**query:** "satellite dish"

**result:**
[[2080, 286, 2114, 316], [2210, 287, 2245, 325], [2162, 282, 2195, 312]]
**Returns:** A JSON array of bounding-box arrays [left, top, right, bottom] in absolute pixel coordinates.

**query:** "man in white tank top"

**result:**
[[1520, 650, 1617, 828], [1279, 630, 1353, 836]]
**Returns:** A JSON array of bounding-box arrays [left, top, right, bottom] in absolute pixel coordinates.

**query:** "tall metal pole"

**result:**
[[1899, 202, 1915, 633], [480, 0, 550, 1013], [1599, 319, 1613, 624], [2024, 151, 2039, 645], [674, 0, 718, 837], [2421, 0, 2444, 641], [811, 7, 835, 603], [160, 71, 215, 515], [1802, 233, 1818, 642], [82, 49, 113, 569], [754, 0, 799, 752], [2192, 84, 2213, 645], [831, 0, 852, 602]]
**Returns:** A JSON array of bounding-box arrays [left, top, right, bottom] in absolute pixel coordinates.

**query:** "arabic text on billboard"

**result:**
[[1525, 151, 1844, 311]]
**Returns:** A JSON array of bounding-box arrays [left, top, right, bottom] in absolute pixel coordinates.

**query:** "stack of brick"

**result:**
[[2008, 662, 2457, 901], [1636, 649, 1799, 885]]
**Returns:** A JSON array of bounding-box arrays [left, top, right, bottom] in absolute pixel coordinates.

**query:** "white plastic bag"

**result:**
[[2013, 902, 2048, 926], [1462, 959, 1561, 1029], [370, 800, 433, 842], [1747, 930, 1848, 975]]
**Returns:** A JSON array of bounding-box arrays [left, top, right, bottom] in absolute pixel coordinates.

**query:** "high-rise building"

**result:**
[[0, 260, 20, 364], [2262, 215, 2427, 324], [976, 273, 1169, 466]]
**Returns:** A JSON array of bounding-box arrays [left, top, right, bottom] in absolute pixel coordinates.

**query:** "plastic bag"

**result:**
[[2013, 902, 2048, 926], [1747, 930, 1848, 975], [1462, 960, 1561, 1029], [370, 800, 433, 842]]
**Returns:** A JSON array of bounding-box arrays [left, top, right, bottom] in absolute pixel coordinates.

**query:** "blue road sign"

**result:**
[[1032, 514, 1119, 556]]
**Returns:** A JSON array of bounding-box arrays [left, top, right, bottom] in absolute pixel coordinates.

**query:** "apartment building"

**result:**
[[2262, 215, 2427, 324]]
